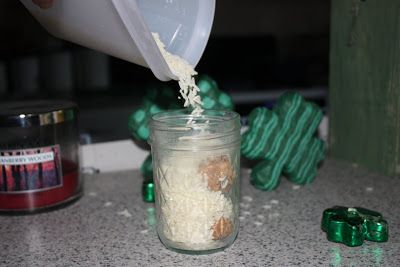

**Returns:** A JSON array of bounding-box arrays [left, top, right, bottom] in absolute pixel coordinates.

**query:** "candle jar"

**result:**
[[149, 110, 241, 254], [0, 100, 82, 213]]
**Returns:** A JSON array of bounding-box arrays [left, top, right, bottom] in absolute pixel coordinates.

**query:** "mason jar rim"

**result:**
[[148, 109, 241, 150], [150, 109, 240, 131]]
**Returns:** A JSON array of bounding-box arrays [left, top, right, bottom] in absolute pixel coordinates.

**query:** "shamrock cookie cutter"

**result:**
[[241, 92, 325, 190], [321, 206, 389, 247]]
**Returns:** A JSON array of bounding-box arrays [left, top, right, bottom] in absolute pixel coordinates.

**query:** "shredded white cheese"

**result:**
[[292, 185, 301, 190], [104, 201, 113, 207], [242, 196, 253, 202], [152, 32, 203, 117], [270, 199, 279, 205], [158, 150, 234, 249], [348, 207, 357, 213], [117, 209, 132, 218], [254, 221, 263, 226], [88, 191, 97, 197]]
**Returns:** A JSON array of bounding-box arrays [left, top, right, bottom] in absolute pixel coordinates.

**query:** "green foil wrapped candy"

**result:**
[[140, 152, 155, 203], [128, 86, 178, 141], [241, 92, 325, 190], [321, 206, 388, 247], [197, 75, 234, 111], [128, 102, 162, 141], [142, 179, 155, 203]]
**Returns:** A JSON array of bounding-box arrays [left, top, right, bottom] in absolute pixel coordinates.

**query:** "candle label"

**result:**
[[0, 145, 63, 193]]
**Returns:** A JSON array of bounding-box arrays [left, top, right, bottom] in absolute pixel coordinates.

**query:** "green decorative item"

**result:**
[[197, 75, 234, 110], [321, 206, 389, 247], [128, 75, 234, 202], [241, 92, 325, 190], [142, 178, 155, 203], [140, 154, 153, 179], [141, 155, 154, 202], [128, 86, 178, 141]]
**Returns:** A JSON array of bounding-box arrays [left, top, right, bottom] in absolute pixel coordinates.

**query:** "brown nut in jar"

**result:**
[[211, 217, 233, 240], [199, 155, 234, 192]]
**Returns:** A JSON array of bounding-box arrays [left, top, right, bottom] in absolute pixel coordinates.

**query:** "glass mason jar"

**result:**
[[149, 109, 241, 253]]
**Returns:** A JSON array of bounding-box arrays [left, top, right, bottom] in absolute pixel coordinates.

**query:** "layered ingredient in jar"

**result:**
[[157, 150, 236, 250]]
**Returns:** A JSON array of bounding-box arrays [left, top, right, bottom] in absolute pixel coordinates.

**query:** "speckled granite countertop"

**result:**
[[0, 159, 399, 267]]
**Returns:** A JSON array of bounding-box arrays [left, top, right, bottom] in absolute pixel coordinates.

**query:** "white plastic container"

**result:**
[[20, 0, 215, 81]]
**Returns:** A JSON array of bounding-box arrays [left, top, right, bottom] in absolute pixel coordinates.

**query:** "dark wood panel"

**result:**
[[329, 0, 400, 176]]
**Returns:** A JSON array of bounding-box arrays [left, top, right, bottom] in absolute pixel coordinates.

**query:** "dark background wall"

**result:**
[[0, 0, 330, 142]]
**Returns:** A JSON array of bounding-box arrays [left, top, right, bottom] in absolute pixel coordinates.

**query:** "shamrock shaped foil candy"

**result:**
[[241, 92, 325, 190], [322, 206, 389, 247]]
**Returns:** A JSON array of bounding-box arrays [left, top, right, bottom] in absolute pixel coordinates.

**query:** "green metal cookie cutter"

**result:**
[[321, 206, 389, 247]]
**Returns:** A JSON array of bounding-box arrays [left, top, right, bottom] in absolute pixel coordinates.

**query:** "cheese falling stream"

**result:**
[[152, 33, 204, 117]]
